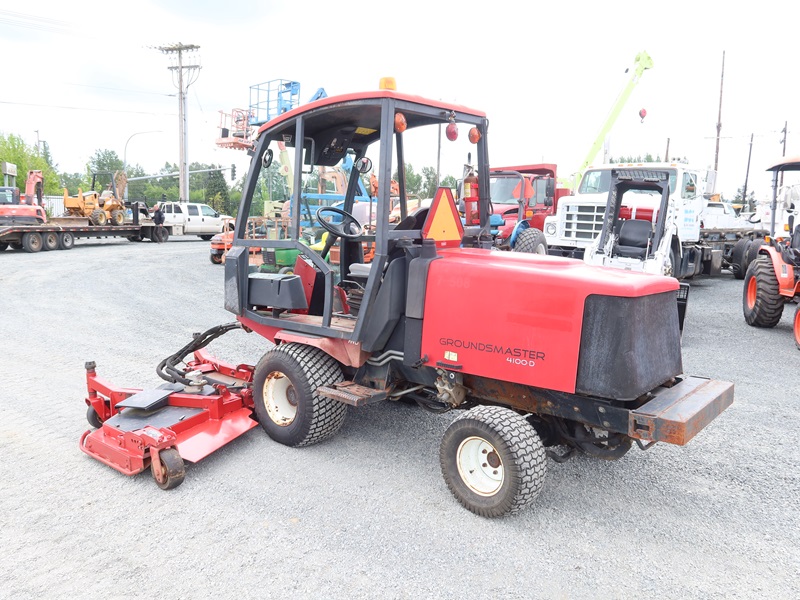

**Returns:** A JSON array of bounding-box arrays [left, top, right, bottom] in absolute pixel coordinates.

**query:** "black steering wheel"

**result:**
[[315, 206, 363, 239]]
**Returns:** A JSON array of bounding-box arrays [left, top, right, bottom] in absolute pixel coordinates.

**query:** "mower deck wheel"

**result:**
[[152, 448, 185, 490], [86, 405, 104, 429], [210, 253, 222, 264], [440, 405, 546, 517], [253, 343, 346, 447]]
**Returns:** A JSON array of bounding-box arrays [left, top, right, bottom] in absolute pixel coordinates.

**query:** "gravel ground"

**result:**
[[1, 237, 798, 599]]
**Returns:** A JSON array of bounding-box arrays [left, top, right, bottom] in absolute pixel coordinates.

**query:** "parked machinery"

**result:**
[[63, 171, 127, 226]]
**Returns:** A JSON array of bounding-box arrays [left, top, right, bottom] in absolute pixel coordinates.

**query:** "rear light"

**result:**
[[468, 127, 481, 144], [394, 112, 407, 133], [446, 122, 458, 141]]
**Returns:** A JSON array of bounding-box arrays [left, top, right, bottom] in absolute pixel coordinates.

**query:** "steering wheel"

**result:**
[[315, 206, 363, 239]]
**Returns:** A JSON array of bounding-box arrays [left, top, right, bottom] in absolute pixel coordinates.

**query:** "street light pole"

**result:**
[[124, 130, 162, 171], [123, 130, 162, 201]]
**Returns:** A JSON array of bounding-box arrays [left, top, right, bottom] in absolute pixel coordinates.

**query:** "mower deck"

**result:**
[[80, 348, 256, 488]]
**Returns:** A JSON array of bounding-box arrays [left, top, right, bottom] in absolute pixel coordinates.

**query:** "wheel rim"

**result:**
[[747, 276, 758, 309], [263, 371, 298, 426], [456, 436, 504, 496]]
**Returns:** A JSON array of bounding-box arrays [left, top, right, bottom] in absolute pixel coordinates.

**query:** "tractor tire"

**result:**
[[90, 209, 107, 226], [58, 232, 75, 250], [151, 448, 185, 490], [794, 304, 800, 351], [210, 252, 223, 264], [252, 343, 346, 447], [743, 256, 784, 327], [743, 238, 764, 273], [0, 241, 8, 252], [42, 231, 59, 251], [110, 210, 125, 226], [199, 234, 213, 241], [440, 405, 546, 517], [22, 232, 42, 253], [513, 227, 548, 255], [730, 238, 749, 280]]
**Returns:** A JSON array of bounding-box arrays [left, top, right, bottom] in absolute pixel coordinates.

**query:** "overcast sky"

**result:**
[[2, 0, 799, 199]]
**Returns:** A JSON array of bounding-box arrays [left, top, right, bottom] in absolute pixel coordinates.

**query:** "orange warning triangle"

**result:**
[[421, 187, 464, 248]]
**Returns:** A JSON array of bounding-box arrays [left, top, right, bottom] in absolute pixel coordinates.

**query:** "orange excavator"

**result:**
[[0, 170, 47, 225]]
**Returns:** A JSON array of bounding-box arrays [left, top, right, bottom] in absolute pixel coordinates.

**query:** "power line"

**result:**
[[0, 100, 175, 116]]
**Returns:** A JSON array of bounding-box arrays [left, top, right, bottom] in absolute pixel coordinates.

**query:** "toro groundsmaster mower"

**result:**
[[80, 81, 733, 516], [742, 157, 800, 349]]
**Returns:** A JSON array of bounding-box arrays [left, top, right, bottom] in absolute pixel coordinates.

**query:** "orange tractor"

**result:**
[[742, 157, 800, 349]]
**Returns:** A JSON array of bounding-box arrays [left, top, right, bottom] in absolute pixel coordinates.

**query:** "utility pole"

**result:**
[[157, 43, 200, 202], [780, 121, 788, 187], [742, 133, 754, 212], [664, 138, 670, 162], [714, 51, 725, 172]]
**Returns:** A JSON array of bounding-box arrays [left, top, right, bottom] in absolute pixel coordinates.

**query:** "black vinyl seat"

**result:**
[[615, 219, 652, 259]]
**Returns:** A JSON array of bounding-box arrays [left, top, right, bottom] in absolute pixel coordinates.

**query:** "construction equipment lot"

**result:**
[[1, 239, 797, 599]]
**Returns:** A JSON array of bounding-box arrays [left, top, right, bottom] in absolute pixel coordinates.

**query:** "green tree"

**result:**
[[441, 175, 457, 189], [393, 163, 422, 195], [88, 149, 124, 189], [421, 166, 439, 198], [0, 133, 61, 194]]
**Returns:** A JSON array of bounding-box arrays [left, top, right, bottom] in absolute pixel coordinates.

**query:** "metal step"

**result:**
[[317, 381, 387, 406]]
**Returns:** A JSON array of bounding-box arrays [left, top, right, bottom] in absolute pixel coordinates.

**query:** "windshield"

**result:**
[[580, 168, 677, 195], [0, 189, 16, 204], [489, 177, 523, 205]]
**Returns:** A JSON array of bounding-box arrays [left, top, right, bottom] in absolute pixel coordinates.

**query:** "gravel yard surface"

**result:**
[[1, 237, 798, 599]]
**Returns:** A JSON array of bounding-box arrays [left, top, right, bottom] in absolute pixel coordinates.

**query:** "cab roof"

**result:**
[[256, 89, 486, 154]]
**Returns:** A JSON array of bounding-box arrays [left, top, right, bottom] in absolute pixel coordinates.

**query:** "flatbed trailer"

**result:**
[[0, 217, 179, 253]]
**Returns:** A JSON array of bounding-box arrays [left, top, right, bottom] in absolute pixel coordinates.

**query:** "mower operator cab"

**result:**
[[224, 88, 491, 350]]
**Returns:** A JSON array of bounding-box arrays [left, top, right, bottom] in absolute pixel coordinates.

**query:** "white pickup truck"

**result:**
[[159, 202, 233, 240]]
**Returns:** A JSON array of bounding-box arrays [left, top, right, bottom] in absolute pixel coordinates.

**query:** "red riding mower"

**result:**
[[80, 82, 734, 516]]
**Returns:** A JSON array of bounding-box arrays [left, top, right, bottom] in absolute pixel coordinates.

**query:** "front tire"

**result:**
[[110, 209, 125, 226], [252, 343, 346, 447], [743, 256, 784, 327], [513, 227, 548, 255], [440, 405, 546, 517], [90, 209, 107, 226]]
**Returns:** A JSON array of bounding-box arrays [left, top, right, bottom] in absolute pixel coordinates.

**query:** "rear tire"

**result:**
[[730, 238, 749, 279], [58, 232, 75, 250], [10, 241, 23, 251], [743, 256, 784, 327], [794, 304, 800, 350], [252, 343, 346, 447], [110, 209, 125, 226], [200, 234, 213, 241], [42, 231, 59, 251], [90, 209, 107, 226], [513, 227, 548, 254], [22, 232, 42, 253], [440, 405, 546, 517], [0, 241, 8, 252]]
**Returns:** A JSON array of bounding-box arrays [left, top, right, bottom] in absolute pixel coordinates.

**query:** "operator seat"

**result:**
[[615, 219, 652, 259]]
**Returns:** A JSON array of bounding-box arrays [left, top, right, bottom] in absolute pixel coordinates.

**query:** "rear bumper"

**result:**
[[630, 376, 733, 445]]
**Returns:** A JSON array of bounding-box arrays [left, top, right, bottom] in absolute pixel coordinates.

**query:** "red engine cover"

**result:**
[[420, 249, 679, 394]]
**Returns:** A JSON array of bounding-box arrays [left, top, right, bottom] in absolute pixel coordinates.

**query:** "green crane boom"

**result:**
[[574, 51, 654, 187]]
